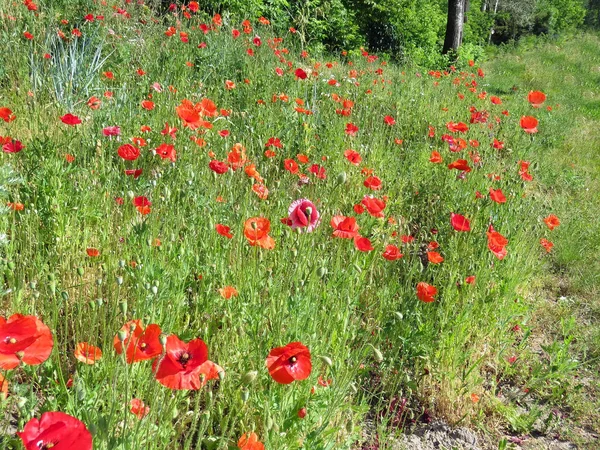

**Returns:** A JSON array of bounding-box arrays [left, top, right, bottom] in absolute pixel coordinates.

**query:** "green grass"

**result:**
[[0, 1, 598, 449]]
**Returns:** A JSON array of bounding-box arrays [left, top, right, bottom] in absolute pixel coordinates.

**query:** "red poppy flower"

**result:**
[[427, 251, 444, 264], [416, 282, 437, 303], [288, 198, 320, 232], [118, 144, 140, 161], [60, 113, 82, 126], [130, 398, 150, 419], [528, 90, 546, 108], [344, 149, 362, 165], [446, 122, 469, 133], [284, 159, 299, 174], [244, 217, 275, 249], [152, 335, 212, 390], [492, 139, 504, 150], [450, 212, 471, 232], [209, 160, 229, 174], [125, 168, 143, 179], [361, 195, 386, 218], [543, 214, 560, 230], [354, 235, 374, 252], [520, 116, 538, 134], [382, 244, 403, 260], [86, 247, 99, 257], [3, 139, 25, 154], [540, 238, 554, 253], [447, 159, 472, 172], [490, 96, 502, 105], [295, 68, 307, 79], [364, 176, 382, 190], [430, 151, 442, 163], [74, 342, 102, 364], [216, 224, 233, 239], [330, 215, 359, 239], [0, 314, 53, 369], [465, 275, 476, 285], [266, 342, 312, 384], [114, 320, 162, 363], [487, 225, 508, 260], [345, 123, 359, 136], [133, 196, 151, 215], [383, 115, 396, 126], [0, 107, 16, 123], [489, 188, 506, 204], [156, 143, 176, 162], [18, 412, 92, 450], [238, 432, 265, 450], [141, 100, 155, 110]]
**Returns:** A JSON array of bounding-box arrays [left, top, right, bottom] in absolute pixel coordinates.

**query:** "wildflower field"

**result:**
[[1, 1, 599, 449]]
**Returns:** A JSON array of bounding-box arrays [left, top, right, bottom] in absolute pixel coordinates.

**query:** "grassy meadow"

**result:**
[[0, 1, 599, 449]]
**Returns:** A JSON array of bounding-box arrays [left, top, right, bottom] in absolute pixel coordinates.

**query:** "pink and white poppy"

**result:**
[[287, 198, 320, 232]]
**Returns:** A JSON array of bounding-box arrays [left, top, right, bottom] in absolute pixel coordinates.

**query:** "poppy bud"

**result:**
[[319, 355, 333, 367], [317, 267, 327, 277], [117, 329, 127, 342], [116, 276, 123, 285], [218, 369, 225, 381], [240, 389, 249, 403], [266, 416, 274, 430], [172, 407, 178, 419], [77, 267, 84, 276], [298, 407, 307, 419], [119, 301, 127, 315], [241, 370, 258, 384], [119, 259, 126, 268], [75, 382, 86, 401], [337, 171, 347, 184], [153, 279, 160, 287], [353, 264, 362, 273], [394, 312, 403, 320], [151, 285, 158, 295], [159, 334, 168, 348], [146, 238, 152, 246], [49, 282, 56, 295], [61, 291, 69, 301], [29, 281, 37, 290], [145, 282, 151, 290], [127, 190, 135, 200], [96, 298, 104, 307], [88, 300, 95, 309], [371, 345, 384, 362], [96, 278, 102, 286]]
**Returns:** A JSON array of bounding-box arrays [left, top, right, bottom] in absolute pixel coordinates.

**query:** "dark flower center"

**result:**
[[288, 356, 297, 366], [140, 343, 147, 349], [5, 337, 17, 344], [39, 441, 56, 449], [178, 352, 191, 367]]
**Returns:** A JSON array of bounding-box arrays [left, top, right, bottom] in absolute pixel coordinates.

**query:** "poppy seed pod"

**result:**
[[116, 276, 123, 285], [151, 285, 158, 295], [118, 259, 126, 268], [117, 329, 127, 342], [119, 301, 127, 314], [29, 281, 37, 290], [159, 334, 168, 348], [240, 389, 250, 403], [337, 171, 347, 184]]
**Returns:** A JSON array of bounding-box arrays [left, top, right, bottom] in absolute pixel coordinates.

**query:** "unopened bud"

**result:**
[[95, 278, 102, 286], [119, 301, 127, 315], [241, 370, 258, 384], [159, 334, 168, 347], [371, 345, 384, 363], [151, 285, 158, 295], [77, 267, 84, 276], [319, 355, 333, 367], [337, 171, 347, 184], [117, 330, 127, 342], [240, 389, 249, 403], [61, 291, 69, 301], [116, 276, 123, 285]]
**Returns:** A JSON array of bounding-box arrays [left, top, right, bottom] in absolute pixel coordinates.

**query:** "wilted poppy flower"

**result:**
[[361, 196, 386, 218], [354, 235, 374, 252], [450, 213, 471, 232], [330, 215, 359, 239], [114, 320, 162, 363], [130, 398, 150, 419], [219, 286, 238, 299], [133, 196, 151, 215], [118, 144, 140, 161], [209, 160, 229, 174], [60, 113, 81, 126], [266, 342, 312, 384], [528, 90, 546, 108], [364, 176, 382, 190], [416, 282, 437, 303], [382, 244, 402, 260], [74, 342, 102, 364], [520, 116, 538, 134], [543, 214, 560, 230], [238, 432, 265, 450], [216, 224, 233, 239], [487, 225, 508, 260], [18, 412, 92, 450], [489, 188, 506, 204], [244, 217, 275, 249], [153, 335, 215, 390], [540, 238, 554, 253], [0, 314, 53, 369], [288, 198, 320, 232], [344, 149, 361, 165]]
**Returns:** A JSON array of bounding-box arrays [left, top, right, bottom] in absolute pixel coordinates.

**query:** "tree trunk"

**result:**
[[488, 0, 500, 44], [442, 0, 466, 54]]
